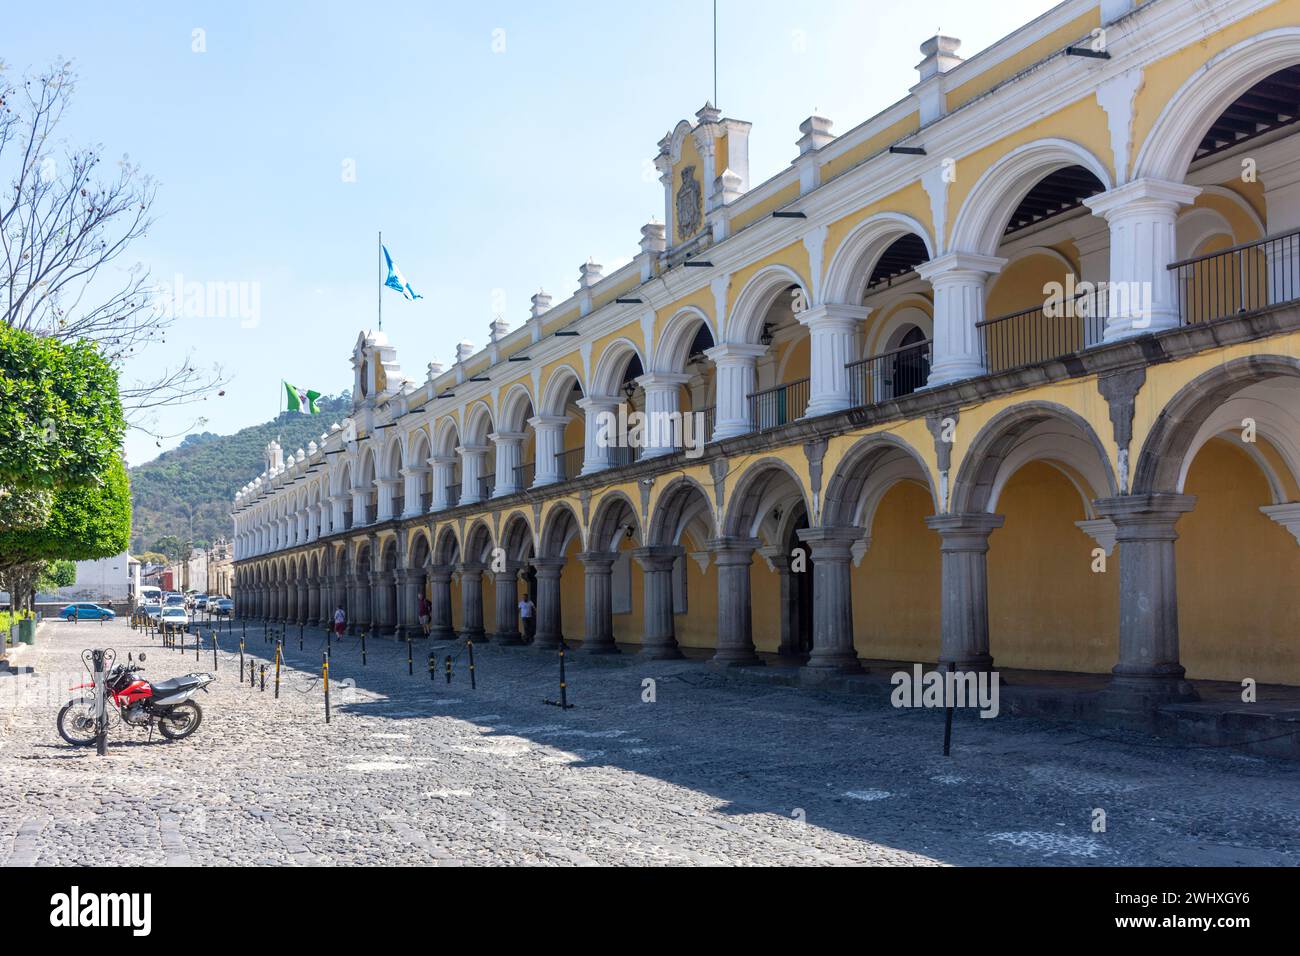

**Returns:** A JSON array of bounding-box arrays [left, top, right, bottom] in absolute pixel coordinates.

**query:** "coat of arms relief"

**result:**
[[676, 165, 703, 241]]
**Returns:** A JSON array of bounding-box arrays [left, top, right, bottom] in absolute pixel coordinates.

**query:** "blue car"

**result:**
[[60, 603, 116, 621]]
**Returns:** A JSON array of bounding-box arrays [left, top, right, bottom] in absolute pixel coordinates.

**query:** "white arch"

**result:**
[[1135, 28, 1300, 184], [654, 306, 716, 373], [498, 382, 536, 432], [433, 418, 461, 458], [950, 138, 1113, 257], [1175, 205, 1235, 261], [823, 212, 936, 305], [863, 293, 933, 358], [983, 422, 1116, 518], [462, 400, 495, 445], [726, 263, 809, 345], [590, 337, 646, 397], [1176, 380, 1300, 499], [539, 363, 585, 416]]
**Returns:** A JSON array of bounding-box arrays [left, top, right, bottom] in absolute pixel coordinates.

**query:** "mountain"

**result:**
[[128, 393, 351, 554]]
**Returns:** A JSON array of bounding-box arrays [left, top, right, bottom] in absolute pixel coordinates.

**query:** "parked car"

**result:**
[[163, 593, 186, 608], [160, 606, 189, 630], [212, 598, 235, 617], [194, 595, 210, 611], [143, 602, 163, 622], [60, 603, 116, 622]]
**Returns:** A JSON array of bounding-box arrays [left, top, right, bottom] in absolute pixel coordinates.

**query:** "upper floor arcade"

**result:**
[[232, 0, 1300, 562]]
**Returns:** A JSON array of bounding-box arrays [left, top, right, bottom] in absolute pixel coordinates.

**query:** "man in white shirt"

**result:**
[[518, 595, 535, 643]]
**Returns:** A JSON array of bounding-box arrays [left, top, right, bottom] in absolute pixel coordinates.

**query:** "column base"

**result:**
[[1100, 672, 1200, 708], [639, 641, 683, 660], [491, 630, 525, 646], [459, 627, 486, 642], [428, 626, 457, 642], [804, 652, 863, 675], [533, 634, 564, 651], [939, 653, 994, 672], [580, 639, 620, 655], [709, 649, 764, 668]]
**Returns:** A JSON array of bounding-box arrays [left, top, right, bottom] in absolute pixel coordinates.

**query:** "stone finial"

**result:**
[[640, 221, 666, 255], [295, 448, 305, 461], [308, 441, 318, 455], [916, 34, 962, 81], [489, 316, 510, 343], [530, 290, 552, 319], [329, 422, 341, 432], [716, 169, 744, 205], [578, 259, 604, 290], [695, 101, 721, 126], [796, 115, 834, 155], [456, 339, 474, 364]]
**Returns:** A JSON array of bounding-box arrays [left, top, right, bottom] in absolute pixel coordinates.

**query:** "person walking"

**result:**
[[333, 604, 347, 640], [417, 594, 432, 637], [518, 594, 536, 643]]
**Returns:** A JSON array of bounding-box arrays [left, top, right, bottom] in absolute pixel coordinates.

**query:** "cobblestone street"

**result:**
[[2, 618, 1298, 866]]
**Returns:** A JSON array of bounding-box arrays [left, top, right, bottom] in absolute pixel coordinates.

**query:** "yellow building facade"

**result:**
[[233, 0, 1300, 708]]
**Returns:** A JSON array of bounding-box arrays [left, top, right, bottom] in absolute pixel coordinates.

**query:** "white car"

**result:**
[[160, 607, 189, 629]]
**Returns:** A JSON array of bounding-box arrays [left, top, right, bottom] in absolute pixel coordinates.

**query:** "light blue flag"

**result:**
[[382, 245, 422, 301]]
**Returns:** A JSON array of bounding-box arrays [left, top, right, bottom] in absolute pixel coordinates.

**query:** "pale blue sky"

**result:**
[[5, 0, 1058, 465]]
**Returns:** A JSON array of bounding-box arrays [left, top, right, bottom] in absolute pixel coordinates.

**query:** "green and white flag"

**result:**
[[284, 381, 321, 415]]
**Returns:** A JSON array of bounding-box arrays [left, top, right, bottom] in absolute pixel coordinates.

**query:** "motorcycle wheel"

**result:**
[[57, 698, 101, 747], [158, 701, 203, 741]]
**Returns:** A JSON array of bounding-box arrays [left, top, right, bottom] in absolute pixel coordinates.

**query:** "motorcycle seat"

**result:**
[[150, 675, 203, 695]]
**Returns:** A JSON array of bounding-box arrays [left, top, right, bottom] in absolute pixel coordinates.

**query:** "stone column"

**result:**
[[351, 485, 369, 527], [456, 445, 489, 506], [367, 570, 387, 637], [349, 572, 370, 635], [488, 561, 524, 645], [296, 580, 309, 625], [798, 304, 870, 417], [577, 552, 618, 654], [394, 568, 422, 641], [709, 538, 762, 666], [578, 396, 620, 475], [633, 546, 682, 659], [924, 513, 1005, 671], [401, 467, 428, 518], [528, 416, 569, 486], [1084, 179, 1201, 340], [704, 343, 768, 439], [636, 373, 693, 457], [307, 576, 321, 627], [427, 456, 456, 512], [917, 252, 1006, 387], [1094, 494, 1199, 701], [795, 528, 863, 673], [760, 547, 802, 657], [428, 568, 455, 641], [457, 562, 486, 641], [490, 432, 528, 497], [531, 557, 566, 650]]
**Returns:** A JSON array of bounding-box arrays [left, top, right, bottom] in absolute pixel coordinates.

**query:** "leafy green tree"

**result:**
[[0, 325, 126, 491], [38, 559, 76, 591]]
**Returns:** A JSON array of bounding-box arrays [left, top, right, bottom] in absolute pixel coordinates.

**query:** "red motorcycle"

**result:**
[[58, 653, 215, 745]]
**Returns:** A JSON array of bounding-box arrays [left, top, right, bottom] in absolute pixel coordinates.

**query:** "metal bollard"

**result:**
[[211, 631, 218, 671], [260, 664, 266, 692], [943, 661, 955, 758], [467, 640, 476, 690], [427, 652, 436, 682], [323, 652, 331, 724], [407, 635, 413, 676], [275, 642, 282, 699], [444, 655, 452, 685], [362, 628, 368, 667]]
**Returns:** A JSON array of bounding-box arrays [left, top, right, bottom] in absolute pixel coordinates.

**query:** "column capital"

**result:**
[[635, 371, 693, 390], [528, 414, 570, 429], [1093, 493, 1196, 536], [1083, 178, 1200, 219], [706, 536, 761, 560], [576, 394, 620, 412], [577, 551, 618, 572], [917, 251, 1007, 283], [488, 431, 528, 445], [797, 303, 871, 329], [704, 342, 768, 363], [531, 556, 567, 576], [925, 512, 1006, 546], [455, 444, 490, 457], [795, 525, 861, 559], [457, 560, 486, 574], [631, 545, 682, 571]]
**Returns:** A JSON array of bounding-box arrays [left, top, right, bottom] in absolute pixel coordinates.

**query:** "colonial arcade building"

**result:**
[[233, 0, 1300, 715]]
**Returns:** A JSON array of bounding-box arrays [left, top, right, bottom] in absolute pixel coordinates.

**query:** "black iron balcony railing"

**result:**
[[696, 405, 715, 443], [421, 492, 432, 513], [513, 460, 535, 490], [749, 378, 809, 431], [978, 290, 1107, 374], [445, 483, 461, 506], [390, 495, 402, 518], [478, 474, 496, 499], [555, 448, 584, 481], [1170, 227, 1300, 325], [847, 339, 932, 408]]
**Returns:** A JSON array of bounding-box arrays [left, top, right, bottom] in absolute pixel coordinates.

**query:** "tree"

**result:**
[[38, 559, 75, 592], [152, 534, 190, 564], [0, 323, 126, 490], [0, 61, 225, 435]]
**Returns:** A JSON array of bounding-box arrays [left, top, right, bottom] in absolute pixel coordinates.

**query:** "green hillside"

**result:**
[[129, 393, 351, 554]]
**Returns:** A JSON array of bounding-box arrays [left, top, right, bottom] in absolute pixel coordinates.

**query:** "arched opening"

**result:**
[[655, 308, 719, 444], [498, 386, 537, 493], [539, 367, 586, 482], [647, 477, 716, 656], [589, 494, 644, 650]]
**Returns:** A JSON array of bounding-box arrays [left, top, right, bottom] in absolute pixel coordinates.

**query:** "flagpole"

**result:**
[[378, 231, 383, 332]]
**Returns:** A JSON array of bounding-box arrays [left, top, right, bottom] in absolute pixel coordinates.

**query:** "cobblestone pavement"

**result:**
[[2, 618, 1299, 866]]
